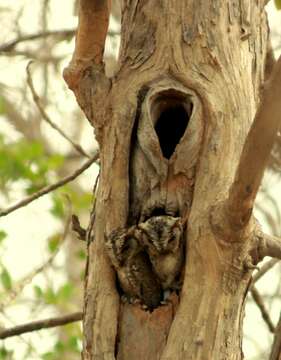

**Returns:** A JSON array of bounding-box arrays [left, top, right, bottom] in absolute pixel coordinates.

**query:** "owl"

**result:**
[[105, 228, 162, 310], [136, 215, 184, 290]]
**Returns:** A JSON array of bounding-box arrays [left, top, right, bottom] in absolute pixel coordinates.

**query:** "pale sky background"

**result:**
[[0, 1, 280, 359]]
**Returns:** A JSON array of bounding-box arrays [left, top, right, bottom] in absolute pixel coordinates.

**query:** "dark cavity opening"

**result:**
[[150, 207, 167, 217], [153, 92, 193, 159]]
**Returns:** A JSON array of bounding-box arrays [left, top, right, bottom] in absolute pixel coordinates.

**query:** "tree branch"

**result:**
[[0, 29, 118, 54], [0, 203, 72, 311], [227, 55, 281, 229], [252, 258, 279, 283], [0, 312, 82, 339], [0, 29, 75, 52], [270, 314, 281, 360], [0, 90, 43, 143], [63, 0, 111, 90], [72, 214, 87, 240], [256, 231, 281, 260], [250, 286, 275, 333], [26, 61, 90, 158], [0, 152, 99, 217]]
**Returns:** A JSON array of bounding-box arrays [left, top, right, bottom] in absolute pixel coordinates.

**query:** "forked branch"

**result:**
[[63, 0, 111, 90], [227, 55, 281, 229]]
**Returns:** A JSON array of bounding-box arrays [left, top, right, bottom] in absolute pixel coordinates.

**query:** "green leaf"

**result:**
[[76, 249, 87, 260], [0, 231, 7, 243], [50, 194, 64, 219], [47, 234, 61, 254], [42, 352, 56, 360], [0, 346, 13, 359], [67, 336, 80, 352], [57, 283, 73, 302], [58, 186, 92, 213], [0, 136, 64, 195], [275, 0, 281, 9], [71, 192, 93, 212], [0, 269, 12, 291], [45, 155, 64, 170], [33, 285, 43, 298], [54, 341, 65, 353], [44, 287, 57, 305]]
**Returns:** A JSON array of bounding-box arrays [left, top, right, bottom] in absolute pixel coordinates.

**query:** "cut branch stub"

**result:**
[[63, 0, 111, 91], [63, 0, 112, 142]]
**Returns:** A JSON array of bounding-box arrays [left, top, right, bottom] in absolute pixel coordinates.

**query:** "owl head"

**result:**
[[137, 215, 183, 255], [105, 228, 140, 267]]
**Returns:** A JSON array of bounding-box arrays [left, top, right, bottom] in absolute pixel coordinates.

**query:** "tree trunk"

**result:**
[[63, 1, 280, 359]]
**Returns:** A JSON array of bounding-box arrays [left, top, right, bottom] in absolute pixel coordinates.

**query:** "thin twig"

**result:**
[[1, 50, 63, 63], [93, 170, 100, 197], [0, 152, 99, 217], [0, 29, 75, 52], [84, 169, 100, 243], [252, 259, 279, 284], [0, 29, 119, 53], [0, 310, 39, 356], [0, 312, 83, 339], [72, 214, 86, 241], [26, 61, 90, 158], [270, 314, 281, 360], [0, 200, 72, 311], [251, 285, 276, 333]]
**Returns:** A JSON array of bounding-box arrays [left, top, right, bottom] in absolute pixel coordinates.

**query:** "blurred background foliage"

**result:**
[[0, 1, 280, 359]]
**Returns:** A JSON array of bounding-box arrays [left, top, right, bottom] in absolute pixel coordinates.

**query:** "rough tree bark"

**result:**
[[64, 1, 281, 359]]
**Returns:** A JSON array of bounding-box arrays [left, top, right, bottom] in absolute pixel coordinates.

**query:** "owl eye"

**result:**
[[168, 235, 176, 243], [122, 244, 130, 253]]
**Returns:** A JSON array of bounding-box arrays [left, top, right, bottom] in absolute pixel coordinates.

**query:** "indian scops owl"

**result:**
[[136, 215, 184, 290], [105, 228, 162, 309]]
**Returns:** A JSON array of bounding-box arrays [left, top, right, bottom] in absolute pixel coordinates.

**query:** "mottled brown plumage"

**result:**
[[105, 228, 162, 309], [136, 215, 184, 290]]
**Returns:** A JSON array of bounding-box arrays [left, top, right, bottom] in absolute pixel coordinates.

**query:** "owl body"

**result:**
[[137, 215, 184, 289], [105, 228, 162, 309], [150, 251, 184, 289]]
